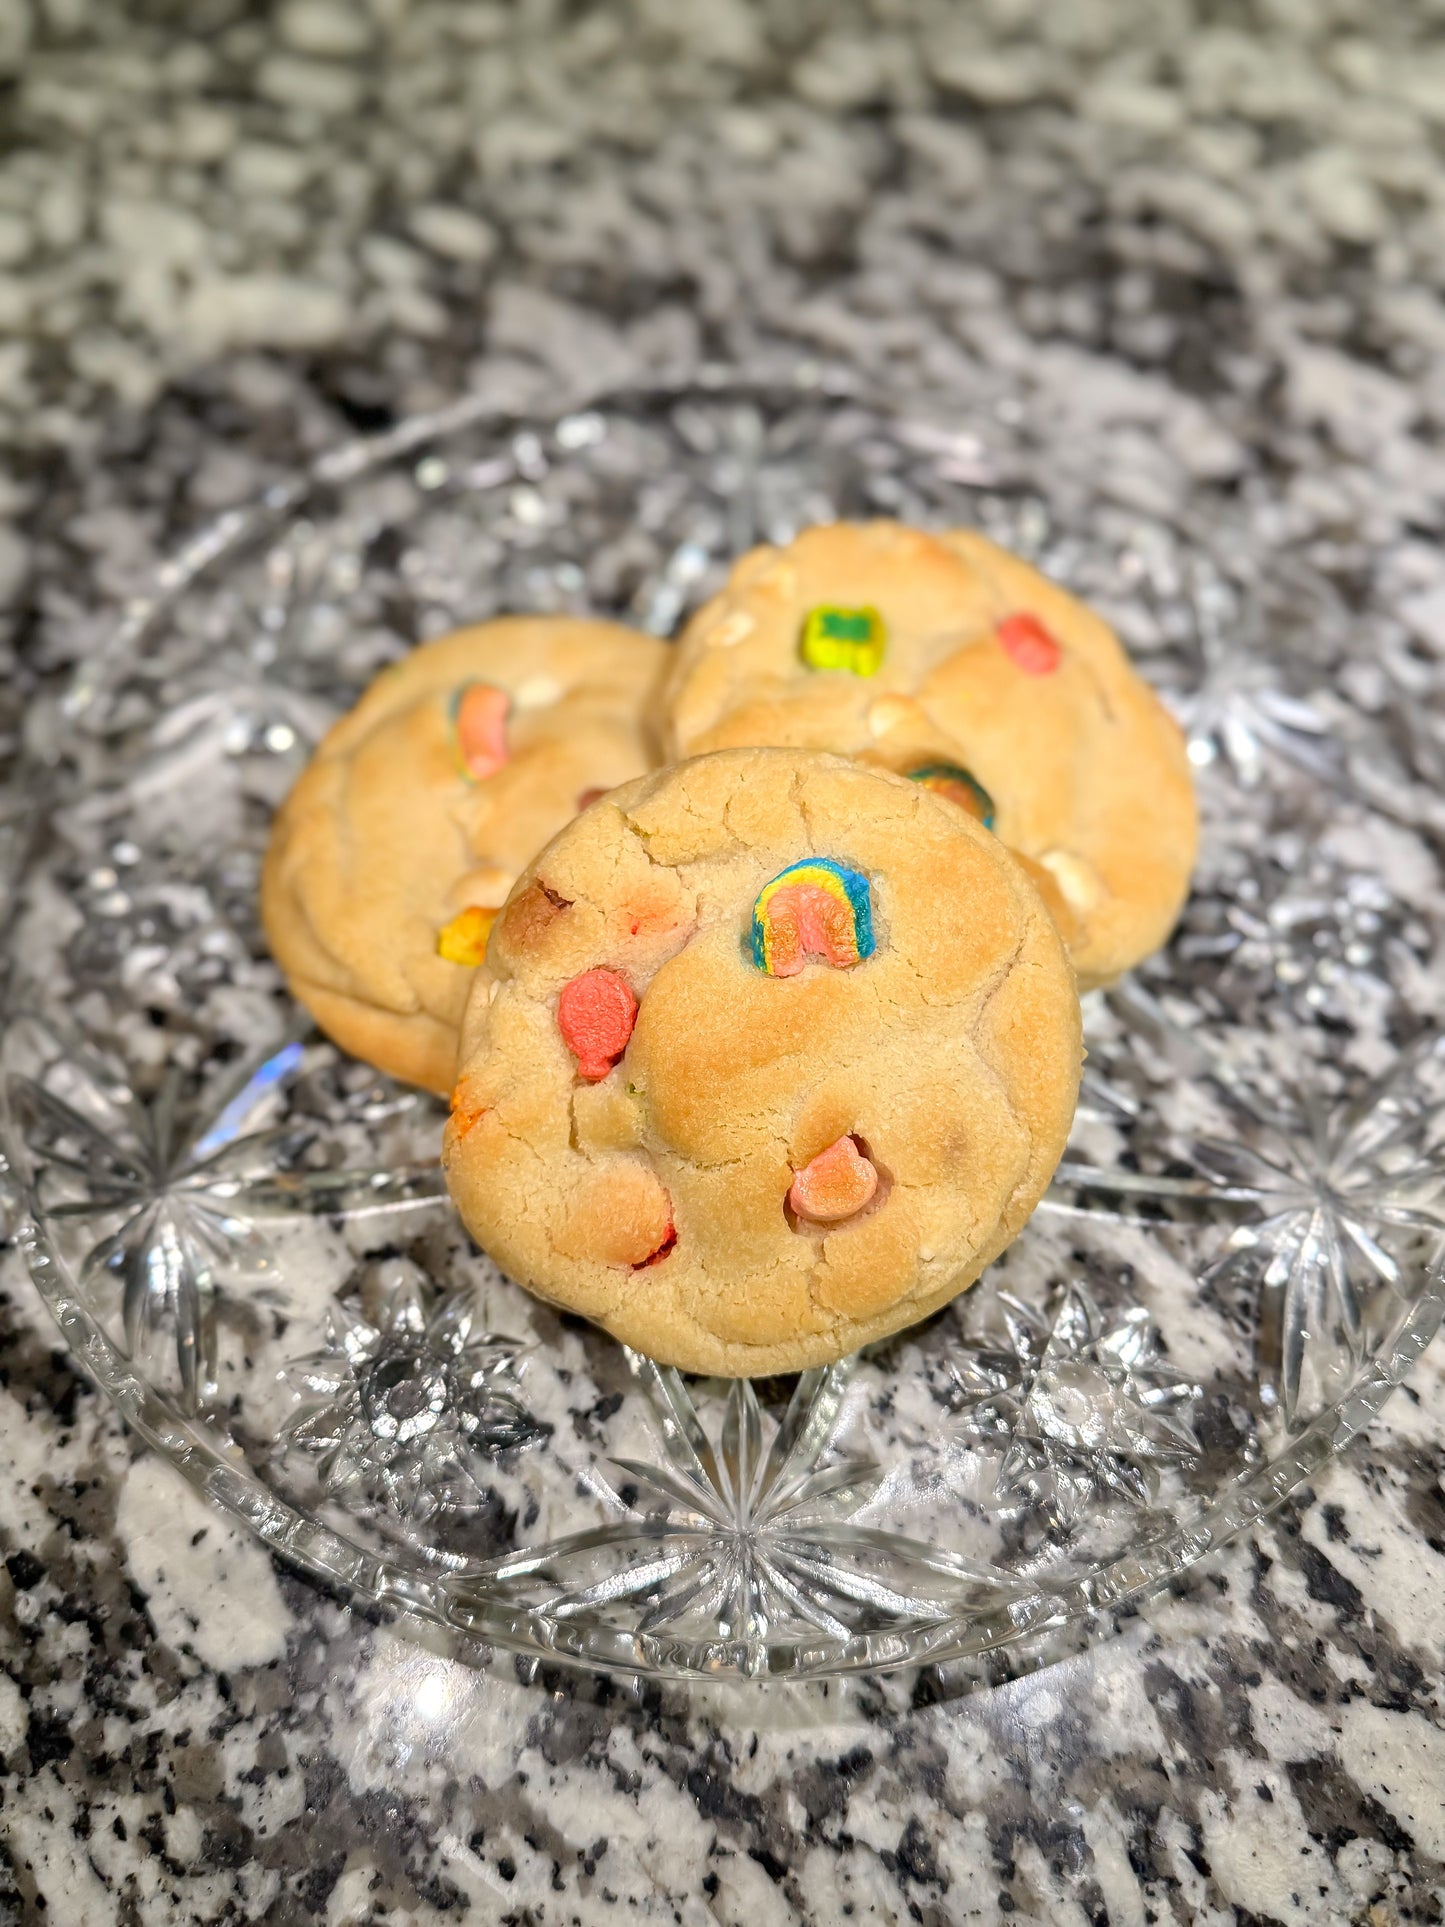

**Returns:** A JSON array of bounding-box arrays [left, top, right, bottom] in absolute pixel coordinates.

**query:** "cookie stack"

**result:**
[[264, 521, 1196, 1374]]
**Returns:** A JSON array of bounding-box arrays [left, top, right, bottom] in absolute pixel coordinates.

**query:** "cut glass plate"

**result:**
[[4, 371, 1442, 1680]]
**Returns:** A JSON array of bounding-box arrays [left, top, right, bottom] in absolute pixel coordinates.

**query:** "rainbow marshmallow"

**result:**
[[908, 762, 996, 829], [751, 859, 875, 977]]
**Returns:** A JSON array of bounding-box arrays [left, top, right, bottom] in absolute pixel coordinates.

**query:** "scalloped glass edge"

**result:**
[[4, 364, 1442, 1681], [8, 1168, 1439, 1679], [61, 363, 870, 729]]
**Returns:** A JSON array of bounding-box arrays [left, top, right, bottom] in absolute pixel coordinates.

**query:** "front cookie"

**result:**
[[661, 521, 1197, 988], [262, 617, 667, 1093], [443, 748, 1083, 1376]]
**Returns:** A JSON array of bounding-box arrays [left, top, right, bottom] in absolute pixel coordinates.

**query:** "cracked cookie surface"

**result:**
[[660, 521, 1197, 988], [262, 616, 667, 1093], [443, 748, 1083, 1376]]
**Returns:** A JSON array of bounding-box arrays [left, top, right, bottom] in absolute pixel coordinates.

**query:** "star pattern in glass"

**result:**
[[1053, 993, 1445, 1425], [7, 1027, 446, 1412], [280, 1277, 550, 1521], [945, 1284, 1202, 1530], [486, 1358, 1021, 1652]]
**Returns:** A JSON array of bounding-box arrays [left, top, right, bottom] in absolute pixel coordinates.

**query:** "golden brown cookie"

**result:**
[[262, 617, 668, 1093], [660, 521, 1197, 987], [443, 748, 1082, 1376]]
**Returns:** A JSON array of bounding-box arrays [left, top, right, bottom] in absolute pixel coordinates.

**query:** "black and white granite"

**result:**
[[3, 1, 1445, 1921]]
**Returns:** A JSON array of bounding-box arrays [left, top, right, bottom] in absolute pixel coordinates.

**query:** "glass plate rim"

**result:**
[[7, 1153, 1439, 1679], [5, 369, 1443, 1681]]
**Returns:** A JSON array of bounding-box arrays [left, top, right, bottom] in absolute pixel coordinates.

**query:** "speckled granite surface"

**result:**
[[3, 1, 1445, 1922]]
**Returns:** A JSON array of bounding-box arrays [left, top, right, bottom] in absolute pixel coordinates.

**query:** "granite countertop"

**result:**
[[3, 1, 1445, 1922]]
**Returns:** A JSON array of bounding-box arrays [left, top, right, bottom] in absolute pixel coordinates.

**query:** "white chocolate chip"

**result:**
[[513, 673, 562, 709], [1038, 849, 1103, 913], [867, 694, 924, 739], [488, 978, 502, 1003], [875, 524, 928, 555], [707, 609, 755, 648], [452, 864, 516, 910]]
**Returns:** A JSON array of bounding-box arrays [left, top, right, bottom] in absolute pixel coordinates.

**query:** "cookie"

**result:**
[[262, 617, 667, 1094], [661, 521, 1197, 987], [443, 748, 1082, 1376]]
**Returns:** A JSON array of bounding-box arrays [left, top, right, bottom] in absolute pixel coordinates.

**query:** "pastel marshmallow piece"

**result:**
[[788, 1136, 879, 1224], [436, 905, 495, 965], [799, 604, 886, 676], [996, 611, 1062, 676], [557, 966, 639, 1081], [633, 1211, 676, 1269], [456, 683, 510, 779], [558, 1164, 672, 1268]]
